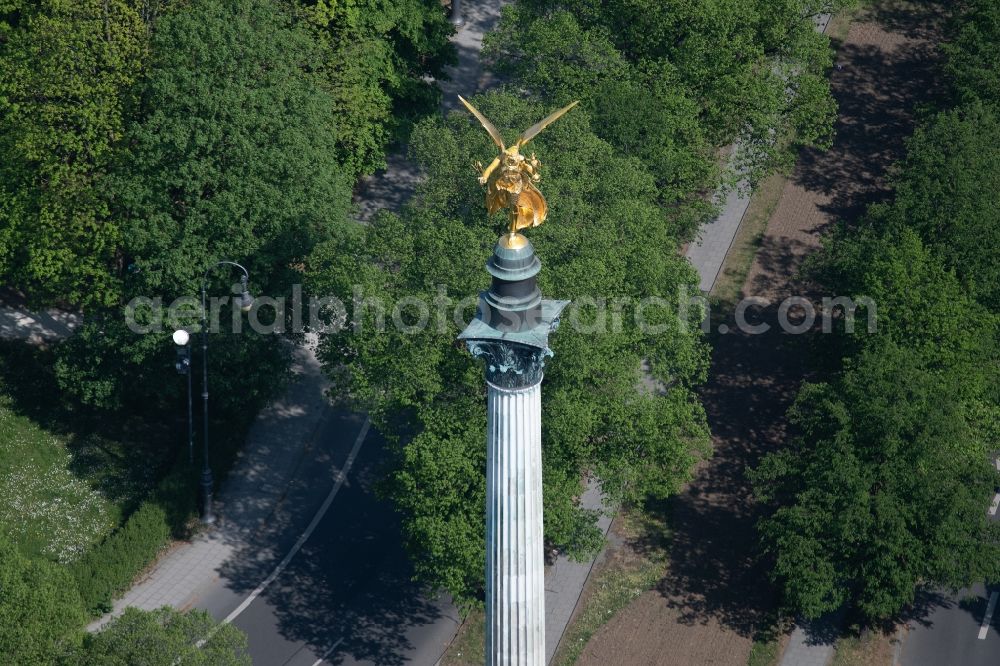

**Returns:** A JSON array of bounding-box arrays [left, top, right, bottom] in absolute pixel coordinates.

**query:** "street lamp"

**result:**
[[173, 329, 194, 465], [199, 260, 253, 525]]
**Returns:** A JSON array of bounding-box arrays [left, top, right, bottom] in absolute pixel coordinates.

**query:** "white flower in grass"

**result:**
[[0, 458, 115, 563]]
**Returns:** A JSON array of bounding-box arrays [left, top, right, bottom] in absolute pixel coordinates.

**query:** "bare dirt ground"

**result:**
[[576, 3, 946, 664]]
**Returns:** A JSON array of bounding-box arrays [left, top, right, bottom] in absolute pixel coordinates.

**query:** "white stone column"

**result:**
[[458, 234, 567, 664], [486, 379, 545, 666]]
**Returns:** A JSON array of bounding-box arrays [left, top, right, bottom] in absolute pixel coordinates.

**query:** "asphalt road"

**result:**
[[195, 410, 460, 665], [901, 489, 1000, 666], [901, 582, 1000, 666]]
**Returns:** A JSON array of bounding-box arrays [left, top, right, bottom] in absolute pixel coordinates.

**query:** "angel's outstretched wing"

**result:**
[[458, 95, 505, 150], [516, 101, 579, 148]]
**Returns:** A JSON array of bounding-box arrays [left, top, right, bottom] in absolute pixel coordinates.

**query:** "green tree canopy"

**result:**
[[0, 0, 144, 307], [943, 0, 1000, 106], [111, 0, 352, 297], [755, 228, 1000, 622], [485, 0, 851, 205], [56, 0, 356, 411], [755, 2, 1000, 618], [868, 102, 1000, 309], [297, 0, 457, 176], [752, 339, 1000, 620], [0, 0, 452, 306]]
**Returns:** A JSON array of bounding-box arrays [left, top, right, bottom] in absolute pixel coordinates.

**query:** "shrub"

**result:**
[[0, 535, 85, 664], [70, 501, 171, 615], [71, 607, 251, 665]]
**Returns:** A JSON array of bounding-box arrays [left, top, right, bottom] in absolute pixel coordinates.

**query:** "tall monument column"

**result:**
[[456, 93, 577, 665], [460, 233, 568, 665]]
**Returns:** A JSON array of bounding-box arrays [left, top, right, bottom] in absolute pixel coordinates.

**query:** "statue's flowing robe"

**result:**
[[486, 170, 547, 231]]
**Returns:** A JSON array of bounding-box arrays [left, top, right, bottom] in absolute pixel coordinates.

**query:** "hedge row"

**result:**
[[70, 501, 169, 614], [70, 466, 195, 615]]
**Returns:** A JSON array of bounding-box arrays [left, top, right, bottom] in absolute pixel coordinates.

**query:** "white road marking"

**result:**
[[989, 493, 1000, 517], [310, 637, 345, 666], [979, 591, 998, 640], [222, 417, 371, 625]]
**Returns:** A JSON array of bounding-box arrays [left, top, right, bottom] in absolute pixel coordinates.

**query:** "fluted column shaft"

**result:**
[[458, 236, 567, 665], [486, 379, 545, 666]]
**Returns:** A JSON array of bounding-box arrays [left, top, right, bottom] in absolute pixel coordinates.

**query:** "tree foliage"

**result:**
[[0, 0, 144, 307], [0, 543, 250, 665], [55, 0, 354, 411], [112, 0, 352, 297], [0, 535, 85, 665], [753, 229, 1000, 621], [753, 0, 1000, 623], [943, 0, 1000, 106], [0, 0, 455, 307], [754, 345, 999, 620], [485, 0, 852, 210], [307, 0, 857, 610], [9, 0, 461, 419], [297, 0, 457, 176], [872, 102, 1000, 309], [308, 91, 711, 605]]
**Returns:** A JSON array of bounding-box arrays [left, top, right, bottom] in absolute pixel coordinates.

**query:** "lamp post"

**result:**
[[199, 260, 254, 525], [173, 329, 194, 465]]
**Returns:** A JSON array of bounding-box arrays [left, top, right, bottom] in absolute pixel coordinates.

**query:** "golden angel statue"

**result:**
[[458, 95, 578, 239]]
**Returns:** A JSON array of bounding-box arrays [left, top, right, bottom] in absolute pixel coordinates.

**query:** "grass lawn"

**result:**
[[747, 639, 782, 666], [439, 607, 485, 666], [550, 503, 670, 666], [709, 168, 786, 308], [746, 615, 789, 666], [0, 399, 119, 563]]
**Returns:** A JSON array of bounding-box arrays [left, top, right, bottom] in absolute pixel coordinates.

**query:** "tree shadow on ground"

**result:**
[[901, 585, 992, 631], [743, 236, 815, 299], [797, 2, 950, 233], [0, 341, 175, 510], [652, 317, 806, 639], [215, 427, 455, 666]]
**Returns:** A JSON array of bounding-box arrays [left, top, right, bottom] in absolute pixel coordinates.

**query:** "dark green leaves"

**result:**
[[0, 0, 144, 307]]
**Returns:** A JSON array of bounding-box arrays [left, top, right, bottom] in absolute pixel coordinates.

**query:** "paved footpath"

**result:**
[[780, 612, 842, 666], [781, 630, 833, 666], [88, 337, 333, 631], [0, 291, 80, 343], [354, 0, 505, 224], [544, 480, 613, 664]]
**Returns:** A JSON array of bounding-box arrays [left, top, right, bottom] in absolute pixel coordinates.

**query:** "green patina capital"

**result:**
[[459, 233, 569, 389]]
